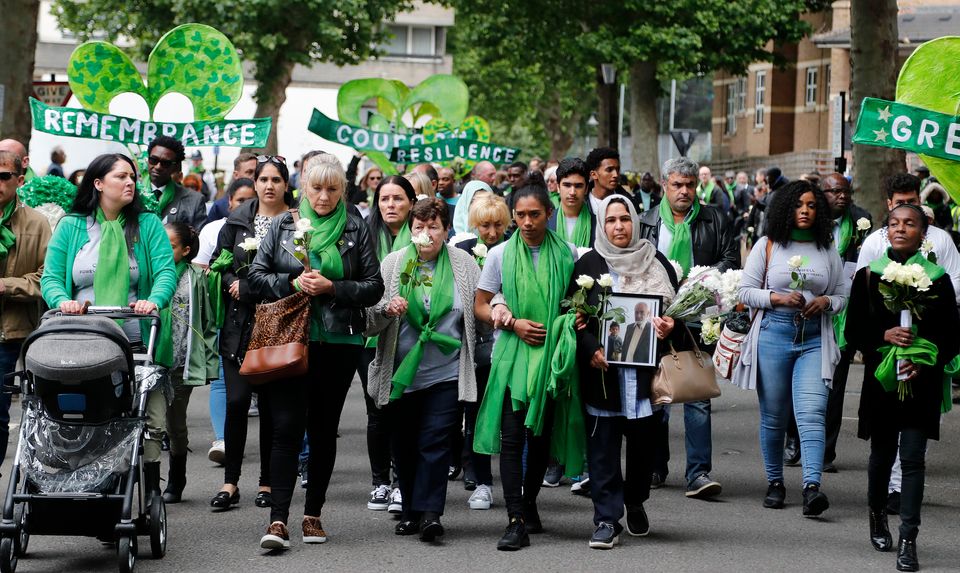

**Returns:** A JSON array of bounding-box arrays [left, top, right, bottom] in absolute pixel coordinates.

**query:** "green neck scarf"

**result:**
[[473, 230, 574, 454], [835, 212, 853, 255], [0, 201, 17, 259], [157, 181, 177, 214], [390, 245, 461, 399], [94, 208, 130, 306], [868, 248, 946, 282], [208, 250, 234, 328], [156, 260, 189, 368], [377, 224, 412, 261], [659, 198, 700, 277], [300, 199, 346, 279], [556, 204, 592, 248], [790, 228, 816, 242], [724, 184, 735, 207], [696, 180, 715, 203]]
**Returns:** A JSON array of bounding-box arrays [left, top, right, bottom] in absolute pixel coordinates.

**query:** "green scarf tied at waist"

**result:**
[[94, 208, 129, 307], [157, 181, 177, 214], [556, 205, 592, 248], [874, 332, 938, 393], [155, 260, 189, 368], [0, 201, 17, 259], [473, 229, 574, 454], [207, 250, 234, 328], [301, 200, 347, 341], [389, 244, 461, 400], [546, 312, 586, 476], [658, 198, 700, 277]]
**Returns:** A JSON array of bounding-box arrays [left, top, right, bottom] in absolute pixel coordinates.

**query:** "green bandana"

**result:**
[[300, 200, 347, 341], [474, 229, 574, 454], [377, 224, 412, 262], [790, 228, 816, 242], [208, 250, 234, 328], [555, 204, 592, 248], [390, 244, 461, 399], [659, 198, 700, 277], [94, 208, 130, 307], [157, 181, 177, 214], [156, 260, 189, 368], [0, 201, 17, 259]]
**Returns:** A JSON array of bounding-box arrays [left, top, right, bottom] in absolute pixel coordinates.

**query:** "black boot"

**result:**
[[896, 537, 919, 572], [162, 454, 187, 503], [869, 510, 893, 552], [143, 461, 162, 509]]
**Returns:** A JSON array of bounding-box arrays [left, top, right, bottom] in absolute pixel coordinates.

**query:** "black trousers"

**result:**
[[500, 392, 554, 517], [222, 357, 271, 487], [787, 349, 854, 463], [357, 346, 394, 487], [389, 380, 460, 518], [868, 428, 927, 541], [462, 364, 493, 485], [586, 410, 660, 526]]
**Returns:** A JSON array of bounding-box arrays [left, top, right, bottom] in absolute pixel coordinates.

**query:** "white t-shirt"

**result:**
[[856, 224, 960, 305], [194, 218, 226, 266]]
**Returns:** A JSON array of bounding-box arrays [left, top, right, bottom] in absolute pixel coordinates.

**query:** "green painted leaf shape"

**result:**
[[401, 75, 469, 128], [67, 42, 146, 114], [337, 78, 404, 126], [375, 80, 410, 124], [147, 23, 243, 121]]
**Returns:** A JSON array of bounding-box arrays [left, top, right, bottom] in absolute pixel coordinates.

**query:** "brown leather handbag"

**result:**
[[652, 323, 721, 405], [239, 209, 313, 385]]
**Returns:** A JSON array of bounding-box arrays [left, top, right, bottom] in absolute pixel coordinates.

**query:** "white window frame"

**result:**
[[384, 24, 439, 57], [725, 84, 737, 135], [805, 67, 818, 107], [736, 77, 747, 113], [755, 71, 766, 128]]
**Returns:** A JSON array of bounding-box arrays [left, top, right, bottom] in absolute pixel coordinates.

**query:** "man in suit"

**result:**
[[620, 302, 653, 364], [148, 136, 207, 229]]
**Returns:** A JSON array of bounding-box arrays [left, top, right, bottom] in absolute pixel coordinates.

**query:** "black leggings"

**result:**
[[499, 392, 554, 517], [222, 358, 271, 487], [357, 346, 394, 486], [868, 428, 928, 541]]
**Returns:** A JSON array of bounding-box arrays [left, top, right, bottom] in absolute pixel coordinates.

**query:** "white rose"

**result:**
[[787, 255, 804, 269], [856, 217, 871, 232], [295, 218, 313, 233], [914, 273, 932, 292], [240, 237, 260, 251], [575, 275, 595, 290], [293, 229, 306, 240], [669, 260, 684, 280], [411, 232, 433, 247], [920, 239, 934, 254], [687, 265, 713, 280], [747, 226, 755, 234], [471, 243, 488, 258], [880, 261, 901, 283], [598, 274, 614, 288]]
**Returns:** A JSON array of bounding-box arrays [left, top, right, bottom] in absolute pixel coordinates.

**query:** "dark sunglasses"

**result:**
[[0, 172, 18, 181], [822, 187, 851, 196], [147, 155, 176, 168], [257, 155, 286, 166]]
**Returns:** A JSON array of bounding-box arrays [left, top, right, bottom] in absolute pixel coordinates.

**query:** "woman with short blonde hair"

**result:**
[[468, 192, 510, 232], [405, 171, 434, 198]]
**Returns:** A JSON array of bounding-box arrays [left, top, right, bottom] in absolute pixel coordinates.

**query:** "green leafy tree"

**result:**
[[52, 0, 413, 152]]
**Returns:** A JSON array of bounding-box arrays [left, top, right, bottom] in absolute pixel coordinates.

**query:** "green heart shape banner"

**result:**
[[30, 98, 271, 147], [389, 139, 520, 165], [307, 108, 477, 155], [853, 97, 960, 163]]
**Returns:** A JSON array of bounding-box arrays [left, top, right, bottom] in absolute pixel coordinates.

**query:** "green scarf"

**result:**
[[300, 200, 347, 341], [94, 208, 130, 306], [377, 224, 412, 262], [659, 198, 700, 277], [868, 249, 946, 282], [547, 312, 586, 476], [832, 214, 854, 349], [942, 355, 959, 414], [696, 180, 715, 203], [473, 229, 574, 454], [156, 260, 189, 368], [724, 184, 735, 208], [0, 201, 17, 259], [390, 245, 461, 399], [157, 181, 177, 214], [790, 228, 816, 242], [556, 205, 592, 248], [208, 250, 234, 328]]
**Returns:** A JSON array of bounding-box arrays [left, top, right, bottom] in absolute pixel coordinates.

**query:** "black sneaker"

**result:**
[[523, 502, 543, 534], [685, 474, 722, 499], [625, 505, 649, 537], [496, 516, 530, 551], [763, 481, 786, 509], [650, 472, 666, 489], [802, 483, 830, 517], [589, 522, 620, 549]]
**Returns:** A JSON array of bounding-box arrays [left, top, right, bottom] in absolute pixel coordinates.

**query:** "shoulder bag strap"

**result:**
[[288, 208, 312, 273], [749, 239, 775, 321]]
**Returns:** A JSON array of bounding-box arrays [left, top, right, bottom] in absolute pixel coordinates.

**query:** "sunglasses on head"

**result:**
[[0, 172, 18, 181], [147, 155, 176, 168], [257, 155, 286, 166]]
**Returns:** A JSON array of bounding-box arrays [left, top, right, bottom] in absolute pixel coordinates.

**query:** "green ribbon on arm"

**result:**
[[556, 205, 592, 248], [659, 198, 700, 277], [155, 260, 189, 368], [547, 312, 586, 477], [207, 250, 234, 328], [0, 201, 17, 259], [157, 181, 176, 214], [301, 199, 347, 341], [473, 229, 574, 454], [942, 355, 960, 414], [94, 208, 129, 306], [874, 332, 938, 393], [389, 244, 461, 399]]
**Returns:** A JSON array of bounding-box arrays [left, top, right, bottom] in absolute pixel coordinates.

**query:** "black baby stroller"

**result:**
[[0, 307, 167, 573]]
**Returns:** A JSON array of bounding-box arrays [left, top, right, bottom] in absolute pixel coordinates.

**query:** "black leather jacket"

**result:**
[[247, 208, 384, 338], [637, 203, 740, 271]]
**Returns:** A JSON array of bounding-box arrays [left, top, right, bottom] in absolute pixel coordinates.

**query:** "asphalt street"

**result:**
[[2, 364, 958, 573]]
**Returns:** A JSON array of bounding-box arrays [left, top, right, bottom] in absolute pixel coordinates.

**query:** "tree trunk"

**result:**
[[850, 0, 904, 220], [0, 0, 40, 148], [540, 93, 578, 160], [629, 60, 660, 179], [247, 59, 296, 155]]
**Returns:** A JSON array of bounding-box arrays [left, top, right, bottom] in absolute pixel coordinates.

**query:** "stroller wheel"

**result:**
[[117, 535, 136, 573], [14, 504, 28, 557], [149, 498, 166, 559], [0, 536, 17, 573]]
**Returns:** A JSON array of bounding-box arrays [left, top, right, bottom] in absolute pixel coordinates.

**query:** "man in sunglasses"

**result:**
[[0, 150, 51, 465], [147, 136, 207, 229], [0, 140, 36, 183]]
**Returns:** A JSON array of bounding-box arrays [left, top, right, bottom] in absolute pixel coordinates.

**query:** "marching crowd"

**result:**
[[1, 134, 958, 571]]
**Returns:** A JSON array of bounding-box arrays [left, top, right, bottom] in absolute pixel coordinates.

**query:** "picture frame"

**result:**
[[601, 293, 662, 368]]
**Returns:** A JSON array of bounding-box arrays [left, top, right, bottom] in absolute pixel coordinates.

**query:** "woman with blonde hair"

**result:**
[[406, 171, 434, 199]]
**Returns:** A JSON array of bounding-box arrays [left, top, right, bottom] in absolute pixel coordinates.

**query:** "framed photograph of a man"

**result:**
[[601, 294, 662, 368]]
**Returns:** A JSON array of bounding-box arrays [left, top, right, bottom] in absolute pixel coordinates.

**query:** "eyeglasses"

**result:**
[[0, 172, 18, 181], [822, 187, 852, 197], [257, 155, 286, 166], [147, 155, 176, 169]]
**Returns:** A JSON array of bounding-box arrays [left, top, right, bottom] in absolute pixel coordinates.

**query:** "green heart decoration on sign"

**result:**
[[896, 37, 960, 203], [67, 23, 244, 122], [422, 116, 492, 177]]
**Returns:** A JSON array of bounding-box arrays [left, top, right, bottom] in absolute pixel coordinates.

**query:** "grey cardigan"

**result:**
[[365, 246, 481, 407]]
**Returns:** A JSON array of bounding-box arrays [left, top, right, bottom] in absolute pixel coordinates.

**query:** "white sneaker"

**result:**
[[387, 487, 403, 514], [468, 484, 492, 510], [208, 440, 225, 465], [367, 484, 391, 511]]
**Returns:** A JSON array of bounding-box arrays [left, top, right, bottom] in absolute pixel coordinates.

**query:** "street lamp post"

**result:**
[[600, 63, 618, 151]]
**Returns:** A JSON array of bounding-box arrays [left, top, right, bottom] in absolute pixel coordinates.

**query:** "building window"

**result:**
[[755, 70, 766, 127], [736, 77, 747, 113], [825, 63, 831, 98], [725, 84, 737, 135], [384, 24, 442, 57], [805, 67, 818, 107]]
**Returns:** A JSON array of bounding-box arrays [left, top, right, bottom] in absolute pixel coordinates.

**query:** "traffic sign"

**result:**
[[32, 81, 72, 107], [670, 129, 698, 157]]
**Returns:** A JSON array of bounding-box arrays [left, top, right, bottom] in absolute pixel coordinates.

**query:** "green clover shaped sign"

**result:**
[[422, 115, 492, 177], [67, 23, 244, 121]]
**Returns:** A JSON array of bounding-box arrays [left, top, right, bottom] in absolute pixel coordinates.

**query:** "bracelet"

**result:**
[[293, 278, 302, 292]]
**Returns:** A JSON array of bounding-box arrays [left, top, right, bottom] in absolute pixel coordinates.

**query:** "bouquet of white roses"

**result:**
[[663, 266, 722, 321]]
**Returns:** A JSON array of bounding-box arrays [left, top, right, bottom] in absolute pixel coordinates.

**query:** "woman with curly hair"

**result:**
[[737, 180, 847, 517]]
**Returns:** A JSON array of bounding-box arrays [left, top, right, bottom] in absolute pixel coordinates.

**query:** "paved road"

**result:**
[[2, 365, 959, 573]]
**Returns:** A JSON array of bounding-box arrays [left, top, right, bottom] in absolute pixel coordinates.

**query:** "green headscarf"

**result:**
[[555, 204, 592, 248], [94, 208, 130, 306], [659, 198, 700, 277], [156, 260, 189, 368], [0, 201, 17, 259], [156, 181, 177, 214]]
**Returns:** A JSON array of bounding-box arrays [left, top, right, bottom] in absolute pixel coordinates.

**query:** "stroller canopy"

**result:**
[[24, 316, 130, 382]]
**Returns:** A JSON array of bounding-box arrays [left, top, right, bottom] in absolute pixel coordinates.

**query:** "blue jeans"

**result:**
[[683, 400, 713, 484], [0, 342, 21, 463], [208, 359, 226, 441], [756, 311, 829, 486]]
